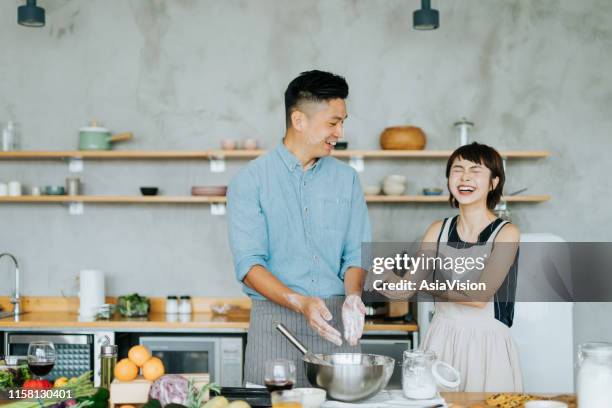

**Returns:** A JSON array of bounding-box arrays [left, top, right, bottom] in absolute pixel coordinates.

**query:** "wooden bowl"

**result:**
[[380, 126, 426, 150]]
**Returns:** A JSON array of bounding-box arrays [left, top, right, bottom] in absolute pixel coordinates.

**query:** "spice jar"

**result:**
[[166, 295, 178, 314], [178, 295, 192, 315]]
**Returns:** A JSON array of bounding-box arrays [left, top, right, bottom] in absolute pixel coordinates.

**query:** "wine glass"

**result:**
[[27, 341, 56, 379], [264, 359, 296, 392]]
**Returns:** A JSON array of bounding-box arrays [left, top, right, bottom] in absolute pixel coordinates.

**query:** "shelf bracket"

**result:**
[[210, 203, 226, 216], [209, 155, 226, 173], [68, 201, 84, 215], [68, 157, 84, 173], [349, 155, 365, 173]]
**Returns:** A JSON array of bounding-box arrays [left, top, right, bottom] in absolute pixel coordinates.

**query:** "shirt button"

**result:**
[[313, 255, 318, 261], [303, 182, 306, 186]]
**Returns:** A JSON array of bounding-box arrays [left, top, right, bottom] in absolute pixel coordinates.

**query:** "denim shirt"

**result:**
[[227, 143, 371, 300]]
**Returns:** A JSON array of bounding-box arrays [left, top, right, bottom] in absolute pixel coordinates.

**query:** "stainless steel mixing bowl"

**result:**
[[275, 322, 395, 402]]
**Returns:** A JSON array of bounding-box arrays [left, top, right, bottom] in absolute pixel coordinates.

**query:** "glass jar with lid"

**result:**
[[577, 342, 612, 406]]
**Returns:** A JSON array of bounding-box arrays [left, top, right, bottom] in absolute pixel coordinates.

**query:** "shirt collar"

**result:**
[[276, 142, 324, 174]]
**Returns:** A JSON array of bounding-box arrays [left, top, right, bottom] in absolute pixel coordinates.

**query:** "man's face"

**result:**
[[293, 98, 347, 158]]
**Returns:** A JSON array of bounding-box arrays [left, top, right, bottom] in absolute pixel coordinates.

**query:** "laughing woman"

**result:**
[[418, 142, 523, 392]]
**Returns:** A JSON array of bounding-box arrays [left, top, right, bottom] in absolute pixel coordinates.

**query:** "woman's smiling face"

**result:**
[[448, 157, 499, 207]]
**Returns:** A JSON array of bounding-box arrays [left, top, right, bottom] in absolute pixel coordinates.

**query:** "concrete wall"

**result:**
[[1, 1, 611, 303]]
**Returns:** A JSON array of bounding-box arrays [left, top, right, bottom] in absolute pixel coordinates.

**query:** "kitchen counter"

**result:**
[[0, 297, 418, 333]]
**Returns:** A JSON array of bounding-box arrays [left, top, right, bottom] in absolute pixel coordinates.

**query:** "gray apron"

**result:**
[[244, 296, 360, 387]]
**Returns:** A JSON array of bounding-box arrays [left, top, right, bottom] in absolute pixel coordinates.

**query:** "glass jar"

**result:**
[[100, 341, 117, 390], [453, 118, 474, 147], [402, 349, 460, 399], [179, 295, 192, 315], [403, 350, 437, 399], [165, 295, 178, 314], [577, 342, 612, 407]]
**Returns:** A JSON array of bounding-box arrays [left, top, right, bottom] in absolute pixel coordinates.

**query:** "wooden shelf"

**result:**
[[0, 149, 549, 160], [0, 195, 549, 204]]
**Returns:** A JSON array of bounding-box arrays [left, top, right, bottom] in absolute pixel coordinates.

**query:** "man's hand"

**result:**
[[289, 295, 342, 346], [342, 294, 366, 346]]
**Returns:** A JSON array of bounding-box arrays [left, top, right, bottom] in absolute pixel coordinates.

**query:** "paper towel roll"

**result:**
[[79, 269, 105, 318]]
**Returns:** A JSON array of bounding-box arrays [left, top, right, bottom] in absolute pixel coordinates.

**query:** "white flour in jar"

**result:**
[[577, 359, 612, 406]]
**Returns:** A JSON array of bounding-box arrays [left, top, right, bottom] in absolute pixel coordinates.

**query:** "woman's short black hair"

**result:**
[[445, 142, 505, 210], [284, 70, 348, 127]]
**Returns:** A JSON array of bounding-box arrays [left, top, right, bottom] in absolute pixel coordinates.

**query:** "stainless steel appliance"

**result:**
[[4, 331, 114, 385], [139, 335, 243, 386]]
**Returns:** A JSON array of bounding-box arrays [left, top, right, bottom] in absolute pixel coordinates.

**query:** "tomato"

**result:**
[[23, 379, 53, 389]]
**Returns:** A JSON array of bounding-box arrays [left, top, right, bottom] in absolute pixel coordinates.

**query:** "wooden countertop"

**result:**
[[441, 392, 576, 407], [0, 297, 418, 332]]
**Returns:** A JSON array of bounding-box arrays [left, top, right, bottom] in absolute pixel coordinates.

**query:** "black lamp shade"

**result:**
[[413, 0, 439, 30], [18, 0, 45, 27]]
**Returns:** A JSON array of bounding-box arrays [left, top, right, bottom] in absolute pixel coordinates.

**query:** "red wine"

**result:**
[[28, 363, 54, 377], [265, 380, 294, 392]]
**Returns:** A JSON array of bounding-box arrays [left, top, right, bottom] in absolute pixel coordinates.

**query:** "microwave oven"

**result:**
[[139, 335, 243, 386]]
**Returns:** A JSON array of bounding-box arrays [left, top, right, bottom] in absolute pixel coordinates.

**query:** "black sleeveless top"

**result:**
[[441, 215, 519, 328]]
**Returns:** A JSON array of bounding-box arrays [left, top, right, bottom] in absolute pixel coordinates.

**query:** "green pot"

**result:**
[[78, 124, 132, 151]]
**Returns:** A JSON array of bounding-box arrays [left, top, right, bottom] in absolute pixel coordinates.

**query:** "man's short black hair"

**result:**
[[284, 70, 349, 127]]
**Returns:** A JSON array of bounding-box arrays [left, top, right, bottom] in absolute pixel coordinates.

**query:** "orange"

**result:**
[[114, 358, 138, 382], [142, 357, 165, 381], [128, 345, 152, 367]]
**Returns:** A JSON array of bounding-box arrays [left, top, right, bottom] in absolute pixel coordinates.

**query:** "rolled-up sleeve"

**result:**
[[227, 167, 269, 282], [339, 171, 371, 279]]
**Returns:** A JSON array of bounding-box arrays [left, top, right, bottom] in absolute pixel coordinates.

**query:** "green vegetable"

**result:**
[[117, 293, 150, 317], [142, 399, 162, 408], [91, 387, 110, 402], [0, 369, 14, 390], [185, 379, 222, 408]]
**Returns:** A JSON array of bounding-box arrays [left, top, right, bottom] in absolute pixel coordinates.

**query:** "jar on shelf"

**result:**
[[178, 295, 192, 315], [453, 118, 474, 147], [165, 295, 178, 314]]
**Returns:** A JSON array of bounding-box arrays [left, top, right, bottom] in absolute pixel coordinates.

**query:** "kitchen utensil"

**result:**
[[191, 186, 227, 196], [140, 187, 159, 196], [423, 188, 443, 196], [333, 141, 348, 150], [45, 185, 65, 195], [7, 181, 21, 196], [380, 126, 426, 150], [78, 122, 132, 151], [294, 388, 326, 408], [275, 322, 394, 402], [402, 350, 460, 400]]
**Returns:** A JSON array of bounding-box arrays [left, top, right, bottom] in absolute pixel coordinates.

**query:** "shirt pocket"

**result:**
[[318, 196, 351, 233]]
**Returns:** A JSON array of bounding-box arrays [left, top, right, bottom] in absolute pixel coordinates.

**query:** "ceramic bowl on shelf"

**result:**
[[383, 174, 407, 185], [363, 185, 381, 195], [423, 187, 443, 196], [45, 185, 65, 195], [382, 182, 406, 196], [241, 138, 259, 150], [140, 187, 159, 196], [221, 139, 237, 150]]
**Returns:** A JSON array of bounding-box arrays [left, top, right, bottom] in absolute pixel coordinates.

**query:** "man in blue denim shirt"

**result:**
[[227, 70, 371, 386]]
